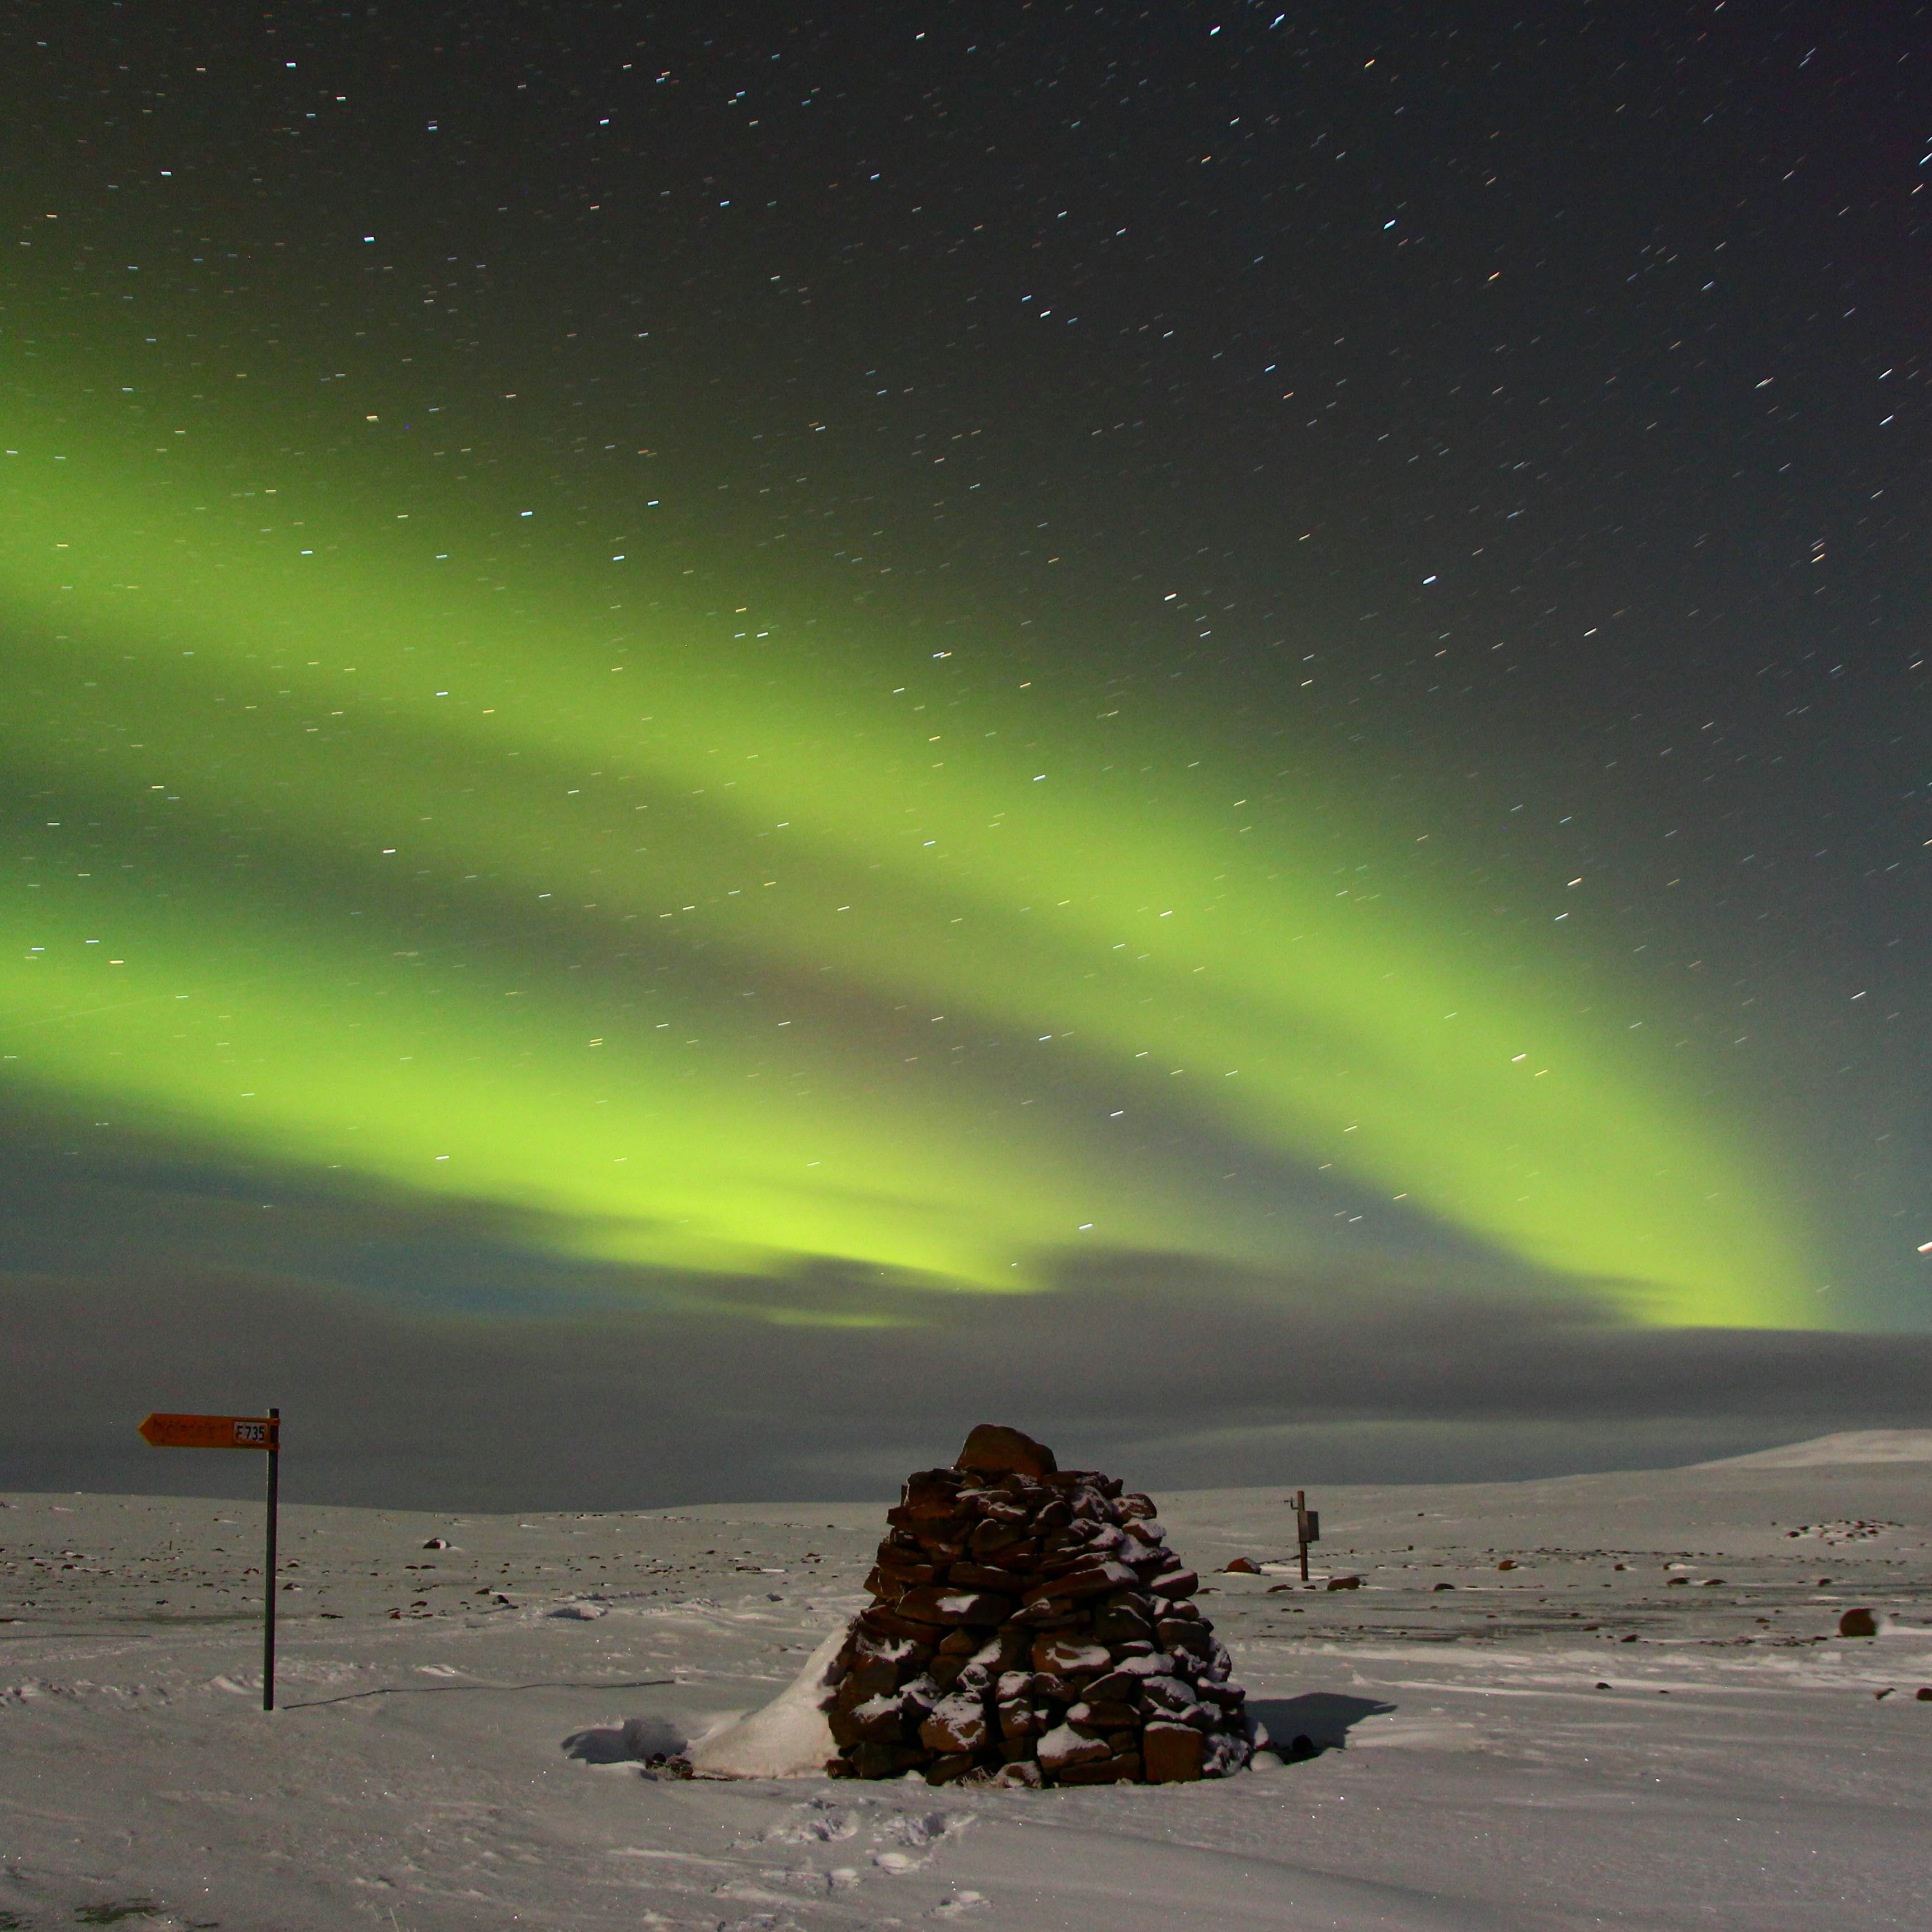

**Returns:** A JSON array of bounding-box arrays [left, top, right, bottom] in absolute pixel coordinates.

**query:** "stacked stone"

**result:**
[[824, 1425, 1251, 1788]]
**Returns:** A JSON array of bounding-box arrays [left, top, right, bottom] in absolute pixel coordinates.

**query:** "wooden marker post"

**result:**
[[138, 1409, 283, 1710], [1292, 1488, 1320, 1582]]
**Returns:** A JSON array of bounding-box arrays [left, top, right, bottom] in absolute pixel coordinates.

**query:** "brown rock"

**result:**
[[1033, 1635, 1112, 1677], [1011, 1597, 1074, 1626], [1199, 1682, 1246, 1719], [1037, 1723, 1112, 1774], [828, 1694, 910, 1747], [924, 1752, 977, 1785], [956, 1424, 1058, 1479], [1839, 1606, 1880, 1638], [1143, 1722, 1206, 1783], [979, 1541, 1042, 1574], [989, 1625, 1035, 1670], [897, 1585, 1014, 1627], [1325, 1574, 1363, 1591], [835, 1655, 900, 1704], [1090, 1602, 1154, 1646], [1023, 1560, 1141, 1603], [968, 1519, 1033, 1560], [850, 1741, 924, 1779], [920, 1693, 992, 1755], [842, 1646, 900, 1692], [1148, 1568, 1200, 1599], [1222, 1557, 1262, 1574], [849, 1625, 932, 1667], [1156, 1618, 1211, 1656], [949, 1560, 1026, 1591], [863, 1566, 932, 1602], [861, 1603, 952, 1642], [897, 1469, 967, 1514], [884, 1506, 969, 1543], [1070, 1698, 1141, 1729], [871, 1548, 943, 1583], [1140, 1677, 1201, 1722]]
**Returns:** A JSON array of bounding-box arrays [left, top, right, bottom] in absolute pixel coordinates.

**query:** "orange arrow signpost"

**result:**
[[138, 1413, 277, 1451], [137, 1408, 281, 1710]]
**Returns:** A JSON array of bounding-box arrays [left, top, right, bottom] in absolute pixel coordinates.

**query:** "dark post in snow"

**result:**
[[262, 1408, 281, 1712], [1293, 1489, 1320, 1582], [135, 1408, 283, 1712]]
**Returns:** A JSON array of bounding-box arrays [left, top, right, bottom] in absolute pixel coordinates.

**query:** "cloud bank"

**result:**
[[8, 1249, 1926, 1511]]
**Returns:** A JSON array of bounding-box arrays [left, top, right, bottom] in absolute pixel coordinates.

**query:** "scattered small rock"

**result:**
[[422, 1537, 451, 1550]]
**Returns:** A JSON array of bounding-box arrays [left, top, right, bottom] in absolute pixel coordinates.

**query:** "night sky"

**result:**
[[4, 2, 1930, 1506]]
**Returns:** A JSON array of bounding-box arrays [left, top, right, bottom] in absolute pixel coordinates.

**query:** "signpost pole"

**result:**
[[1293, 1489, 1320, 1582], [136, 1409, 283, 1711], [262, 1407, 280, 1713]]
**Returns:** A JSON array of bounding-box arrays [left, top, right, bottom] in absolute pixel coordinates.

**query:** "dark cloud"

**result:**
[[7, 1249, 1928, 1510]]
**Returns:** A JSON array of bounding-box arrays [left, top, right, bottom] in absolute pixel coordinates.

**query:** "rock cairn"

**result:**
[[824, 1424, 1251, 1787]]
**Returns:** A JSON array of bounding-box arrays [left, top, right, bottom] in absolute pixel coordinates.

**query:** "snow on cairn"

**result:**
[[702, 1424, 1253, 1787], [687, 1624, 849, 1779]]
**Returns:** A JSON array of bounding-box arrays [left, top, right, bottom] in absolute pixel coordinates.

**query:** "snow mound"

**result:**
[[687, 1624, 843, 1779], [1694, 1430, 1932, 1468]]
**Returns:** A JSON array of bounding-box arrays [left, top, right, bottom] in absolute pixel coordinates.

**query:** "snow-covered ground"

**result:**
[[3, 1437, 1929, 1930]]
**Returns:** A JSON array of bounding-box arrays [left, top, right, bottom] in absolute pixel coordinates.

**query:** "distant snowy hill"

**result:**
[[1696, 1429, 1932, 1468]]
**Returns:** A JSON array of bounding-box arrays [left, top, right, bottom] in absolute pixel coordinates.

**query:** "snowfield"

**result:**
[[2, 1437, 1929, 1930]]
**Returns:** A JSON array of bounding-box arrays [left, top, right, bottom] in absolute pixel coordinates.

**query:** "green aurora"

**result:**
[[0, 374, 1817, 1327]]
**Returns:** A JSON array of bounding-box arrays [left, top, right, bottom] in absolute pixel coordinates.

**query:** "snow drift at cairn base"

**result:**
[[822, 1424, 1253, 1786]]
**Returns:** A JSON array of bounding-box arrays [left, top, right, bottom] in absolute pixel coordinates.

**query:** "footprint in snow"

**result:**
[[877, 1810, 972, 1848], [763, 1804, 857, 1844], [759, 1865, 865, 1896]]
